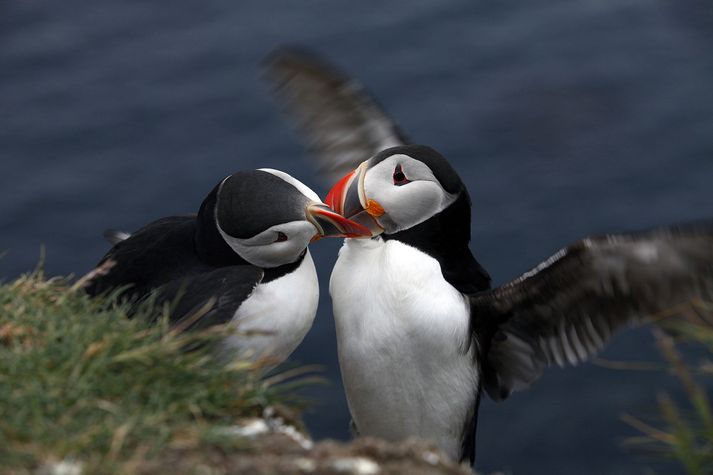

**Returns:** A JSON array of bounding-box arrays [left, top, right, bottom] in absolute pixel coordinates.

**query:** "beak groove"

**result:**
[[324, 162, 385, 238], [325, 170, 355, 215], [306, 203, 372, 240]]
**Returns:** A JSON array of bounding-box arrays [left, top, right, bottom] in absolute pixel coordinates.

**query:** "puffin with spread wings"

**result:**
[[263, 49, 713, 464]]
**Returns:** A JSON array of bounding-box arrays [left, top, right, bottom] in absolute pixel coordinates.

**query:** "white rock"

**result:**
[[293, 457, 317, 472], [36, 460, 83, 475], [329, 457, 380, 475]]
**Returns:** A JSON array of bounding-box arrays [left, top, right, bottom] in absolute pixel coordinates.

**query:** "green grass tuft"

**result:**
[[622, 301, 713, 474], [0, 271, 312, 474]]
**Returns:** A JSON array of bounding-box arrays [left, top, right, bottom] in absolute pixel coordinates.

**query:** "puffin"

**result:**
[[263, 49, 713, 464], [85, 168, 369, 364]]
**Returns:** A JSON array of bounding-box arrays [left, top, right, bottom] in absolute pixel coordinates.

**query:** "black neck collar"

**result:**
[[193, 183, 306, 283], [382, 192, 491, 294], [262, 250, 306, 283]]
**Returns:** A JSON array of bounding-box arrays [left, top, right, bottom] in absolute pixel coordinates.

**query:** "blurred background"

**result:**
[[1, 1, 712, 473]]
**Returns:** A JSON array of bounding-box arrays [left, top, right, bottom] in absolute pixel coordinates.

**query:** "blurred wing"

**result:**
[[103, 228, 131, 245], [471, 223, 713, 401], [156, 266, 264, 332], [262, 47, 408, 184]]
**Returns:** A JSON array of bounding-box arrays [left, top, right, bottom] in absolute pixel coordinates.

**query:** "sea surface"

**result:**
[[2, 1, 713, 473]]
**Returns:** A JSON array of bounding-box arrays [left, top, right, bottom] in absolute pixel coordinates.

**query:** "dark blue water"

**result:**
[[2, 1, 713, 473]]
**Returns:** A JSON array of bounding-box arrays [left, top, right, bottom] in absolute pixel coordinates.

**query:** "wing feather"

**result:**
[[262, 47, 408, 184], [471, 223, 713, 401], [103, 229, 131, 245], [155, 266, 265, 332]]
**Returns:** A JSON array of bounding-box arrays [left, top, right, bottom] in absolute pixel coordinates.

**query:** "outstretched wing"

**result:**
[[154, 266, 265, 332], [262, 47, 408, 184], [470, 223, 713, 401]]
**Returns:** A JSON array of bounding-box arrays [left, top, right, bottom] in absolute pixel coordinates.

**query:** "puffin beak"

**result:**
[[306, 203, 372, 242], [325, 162, 385, 237]]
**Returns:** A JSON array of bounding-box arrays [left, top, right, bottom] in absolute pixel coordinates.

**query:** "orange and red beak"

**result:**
[[324, 162, 385, 238], [306, 203, 372, 242]]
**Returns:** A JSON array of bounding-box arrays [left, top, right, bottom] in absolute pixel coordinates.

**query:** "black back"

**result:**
[[85, 216, 207, 299]]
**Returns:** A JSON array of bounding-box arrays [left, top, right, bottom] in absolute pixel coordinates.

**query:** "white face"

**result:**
[[363, 154, 457, 234], [218, 219, 317, 268]]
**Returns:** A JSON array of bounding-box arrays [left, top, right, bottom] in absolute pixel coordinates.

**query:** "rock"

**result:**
[[135, 412, 473, 475]]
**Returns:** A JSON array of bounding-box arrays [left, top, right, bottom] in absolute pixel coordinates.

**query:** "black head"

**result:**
[[369, 145, 466, 196], [326, 144, 470, 236], [196, 169, 370, 268], [325, 145, 490, 293]]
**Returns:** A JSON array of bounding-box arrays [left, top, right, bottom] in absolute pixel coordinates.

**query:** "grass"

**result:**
[[622, 300, 713, 474], [0, 269, 313, 474], [10, 263, 710, 474]]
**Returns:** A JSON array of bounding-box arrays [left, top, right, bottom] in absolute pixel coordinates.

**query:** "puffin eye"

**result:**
[[393, 164, 410, 186], [274, 232, 288, 242]]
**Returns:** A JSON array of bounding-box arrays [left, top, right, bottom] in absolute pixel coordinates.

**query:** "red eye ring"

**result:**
[[393, 164, 410, 186], [275, 232, 288, 242]]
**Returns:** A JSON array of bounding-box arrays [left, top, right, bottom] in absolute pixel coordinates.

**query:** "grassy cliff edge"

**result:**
[[0, 272, 471, 475]]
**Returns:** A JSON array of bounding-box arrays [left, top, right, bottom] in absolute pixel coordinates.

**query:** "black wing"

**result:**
[[471, 223, 713, 401], [153, 266, 264, 331], [85, 214, 264, 331], [85, 216, 199, 298], [262, 47, 408, 184]]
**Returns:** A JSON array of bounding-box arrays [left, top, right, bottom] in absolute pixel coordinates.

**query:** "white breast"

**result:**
[[223, 250, 319, 364], [330, 238, 477, 461]]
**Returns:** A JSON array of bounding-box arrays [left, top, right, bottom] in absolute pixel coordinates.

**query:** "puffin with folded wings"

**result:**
[[85, 168, 369, 364], [263, 49, 713, 464]]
